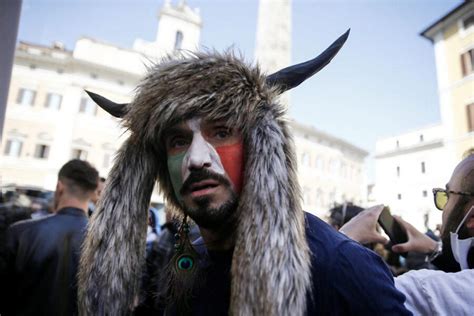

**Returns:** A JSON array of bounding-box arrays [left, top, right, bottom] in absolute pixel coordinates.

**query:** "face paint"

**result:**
[[167, 151, 186, 202], [216, 142, 244, 194], [181, 119, 225, 182], [167, 118, 244, 202]]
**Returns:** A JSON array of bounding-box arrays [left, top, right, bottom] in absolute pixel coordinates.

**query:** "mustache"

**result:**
[[180, 169, 231, 195]]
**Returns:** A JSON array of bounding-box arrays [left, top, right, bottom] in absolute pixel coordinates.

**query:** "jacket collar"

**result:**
[[57, 207, 88, 217]]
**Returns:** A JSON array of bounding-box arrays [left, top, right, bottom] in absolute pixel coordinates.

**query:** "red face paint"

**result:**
[[215, 142, 244, 194]]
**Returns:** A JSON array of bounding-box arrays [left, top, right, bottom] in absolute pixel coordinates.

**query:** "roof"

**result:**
[[420, 1, 473, 41], [289, 120, 369, 158]]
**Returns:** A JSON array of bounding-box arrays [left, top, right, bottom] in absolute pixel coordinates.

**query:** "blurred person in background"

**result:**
[[340, 154, 474, 315], [88, 177, 105, 217], [0, 159, 99, 316], [328, 202, 364, 230]]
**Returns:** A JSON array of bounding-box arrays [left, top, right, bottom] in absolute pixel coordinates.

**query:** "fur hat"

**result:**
[[78, 31, 349, 316]]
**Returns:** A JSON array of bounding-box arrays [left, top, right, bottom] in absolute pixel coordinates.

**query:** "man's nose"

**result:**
[[187, 134, 212, 170]]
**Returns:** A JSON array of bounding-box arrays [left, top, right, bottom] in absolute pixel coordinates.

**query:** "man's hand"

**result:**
[[340, 205, 388, 244], [391, 216, 438, 254]]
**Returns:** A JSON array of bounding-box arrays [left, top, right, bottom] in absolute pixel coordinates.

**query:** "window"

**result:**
[[396, 166, 400, 177], [4, 139, 23, 157], [419, 134, 424, 142], [301, 152, 310, 167], [303, 187, 311, 205], [44, 93, 62, 110], [79, 97, 97, 115], [463, 14, 474, 30], [16, 88, 36, 106], [467, 103, 474, 132], [34, 144, 50, 159], [316, 157, 322, 170], [72, 149, 88, 160], [460, 49, 474, 77], [174, 31, 183, 50], [422, 190, 428, 198], [397, 193, 402, 200], [103, 153, 114, 168], [421, 161, 426, 174]]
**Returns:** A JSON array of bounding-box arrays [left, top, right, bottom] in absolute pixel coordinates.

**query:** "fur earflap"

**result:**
[[78, 135, 158, 315], [78, 51, 311, 315]]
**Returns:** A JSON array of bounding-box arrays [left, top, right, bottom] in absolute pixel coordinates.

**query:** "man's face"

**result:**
[[441, 157, 474, 239], [165, 118, 244, 229], [92, 181, 105, 204]]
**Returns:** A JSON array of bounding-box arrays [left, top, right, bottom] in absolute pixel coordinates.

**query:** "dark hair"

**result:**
[[328, 203, 364, 228], [58, 159, 99, 196]]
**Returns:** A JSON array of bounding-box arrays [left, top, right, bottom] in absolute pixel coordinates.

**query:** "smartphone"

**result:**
[[377, 207, 408, 246]]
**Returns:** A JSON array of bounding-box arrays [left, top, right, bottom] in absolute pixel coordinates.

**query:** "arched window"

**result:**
[[174, 31, 183, 50]]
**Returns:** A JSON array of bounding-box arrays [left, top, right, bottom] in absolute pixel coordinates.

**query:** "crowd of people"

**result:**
[[1, 32, 473, 315]]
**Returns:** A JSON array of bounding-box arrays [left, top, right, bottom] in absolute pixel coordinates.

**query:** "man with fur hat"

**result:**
[[79, 31, 410, 315]]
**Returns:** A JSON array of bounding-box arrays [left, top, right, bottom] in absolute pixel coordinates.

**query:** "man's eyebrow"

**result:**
[[164, 126, 187, 138]]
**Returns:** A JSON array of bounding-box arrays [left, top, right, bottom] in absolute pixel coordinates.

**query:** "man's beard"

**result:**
[[442, 196, 472, 241], [438, 195, 471, 271], [180, 169, 238, 230]]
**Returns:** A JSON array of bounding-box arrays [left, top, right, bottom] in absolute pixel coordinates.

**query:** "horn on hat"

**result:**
[[86, 29, 349, 118], [266, 29, 350, 92], [85, 90, 128, 118]]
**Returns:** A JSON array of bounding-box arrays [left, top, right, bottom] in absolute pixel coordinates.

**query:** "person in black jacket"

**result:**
[[0, 159, 99, 316]]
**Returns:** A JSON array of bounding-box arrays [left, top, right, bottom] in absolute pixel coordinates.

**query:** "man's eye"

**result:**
[[214, 129, 231, 139], [170, 138, 189, 148]]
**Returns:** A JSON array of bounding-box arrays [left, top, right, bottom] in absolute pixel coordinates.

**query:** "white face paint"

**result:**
[[181, 118, 226, 182]]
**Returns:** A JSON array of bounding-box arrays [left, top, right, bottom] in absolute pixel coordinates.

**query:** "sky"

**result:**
[[17, 0, 464, 181]]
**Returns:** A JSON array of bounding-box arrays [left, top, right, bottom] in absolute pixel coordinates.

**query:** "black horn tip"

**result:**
[[266, 29, 351, 93], [85, 90, 128, 118]]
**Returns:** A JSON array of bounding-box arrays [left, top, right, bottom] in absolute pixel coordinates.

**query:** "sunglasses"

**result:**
[[432, 188, 474, 210]]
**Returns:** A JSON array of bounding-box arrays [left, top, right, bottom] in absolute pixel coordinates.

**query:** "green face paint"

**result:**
[[167, 151, 186, 202]]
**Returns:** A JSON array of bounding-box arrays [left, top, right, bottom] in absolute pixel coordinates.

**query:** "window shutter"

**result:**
[[461, 52, 468, 77], [467, 103, 474, 132]]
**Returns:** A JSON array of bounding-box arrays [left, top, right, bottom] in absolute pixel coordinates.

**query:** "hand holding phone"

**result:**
[[377, 207, 408, 246]]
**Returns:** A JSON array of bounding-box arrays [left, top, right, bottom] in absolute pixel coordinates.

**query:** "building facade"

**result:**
[[374, 1, 474, 230], [374, 124, 448, 230], [1, 1, 201, 202], [421, 1, 474, 165], [1, 0, 368, 213], [291, 121, 367, 217]]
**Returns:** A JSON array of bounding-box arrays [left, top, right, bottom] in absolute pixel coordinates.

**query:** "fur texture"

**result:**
[[78, 51, 311, 315]]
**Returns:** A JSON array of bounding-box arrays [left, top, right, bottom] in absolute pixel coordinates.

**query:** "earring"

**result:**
[[173, 215, 197, 272], [167, 215, 199, 314]]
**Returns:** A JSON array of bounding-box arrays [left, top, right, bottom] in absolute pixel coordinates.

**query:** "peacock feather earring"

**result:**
[[173, 215, 197, 272], [167, 215, 199, 314]]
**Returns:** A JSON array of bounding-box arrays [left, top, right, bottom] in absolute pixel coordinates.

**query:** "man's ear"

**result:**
[[56, 180, 68, 199]]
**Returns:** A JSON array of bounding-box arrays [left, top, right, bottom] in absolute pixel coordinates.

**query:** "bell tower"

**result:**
[[255, 0, 292, 77], [155, 0, 202, 54]]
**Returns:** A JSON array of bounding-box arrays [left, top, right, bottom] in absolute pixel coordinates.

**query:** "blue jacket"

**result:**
[[166, 213, 411, 315], [0, 207, 88, 316]]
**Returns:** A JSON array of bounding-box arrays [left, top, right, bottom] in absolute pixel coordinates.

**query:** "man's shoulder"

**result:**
[[304, 212, 356, 254], [396, 268, 474, 290], [396, 268, 474, 315], [304, 212, 389, 271]]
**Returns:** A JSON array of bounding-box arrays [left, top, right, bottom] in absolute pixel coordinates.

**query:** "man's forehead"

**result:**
[[165, 118, 228, 133]]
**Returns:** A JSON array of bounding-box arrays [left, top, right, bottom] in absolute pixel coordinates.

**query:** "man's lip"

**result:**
[[190, 186, 220, 198], [188, 179, 220, 192]]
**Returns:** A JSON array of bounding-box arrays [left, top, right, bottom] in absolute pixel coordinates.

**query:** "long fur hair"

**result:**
[[78, 51, 311, 315]]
